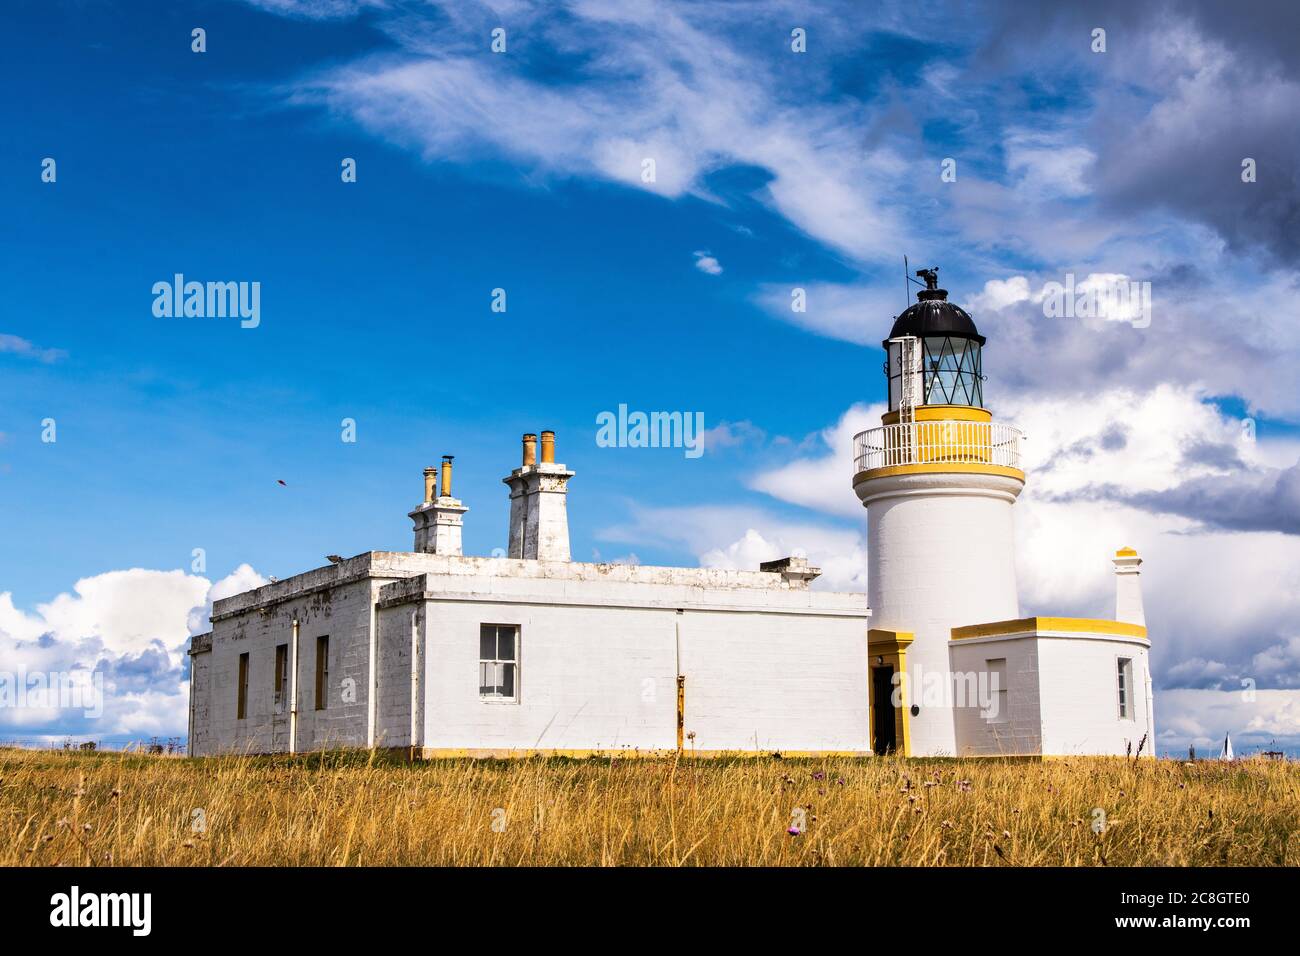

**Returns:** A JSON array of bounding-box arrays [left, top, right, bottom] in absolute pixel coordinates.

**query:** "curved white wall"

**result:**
[[859, 471, 1024, 755]]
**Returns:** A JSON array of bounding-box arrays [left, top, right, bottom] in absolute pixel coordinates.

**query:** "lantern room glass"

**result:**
[[922, 336, 983, 407], [887, 336, 984, 410]]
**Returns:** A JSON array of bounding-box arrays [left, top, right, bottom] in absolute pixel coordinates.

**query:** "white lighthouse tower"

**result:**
[[854, 268, 1024, 755], [855, 268, 1155, 758]]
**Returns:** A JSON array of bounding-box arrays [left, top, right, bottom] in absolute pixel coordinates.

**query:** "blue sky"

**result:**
[[3, 0, 1299, 755]]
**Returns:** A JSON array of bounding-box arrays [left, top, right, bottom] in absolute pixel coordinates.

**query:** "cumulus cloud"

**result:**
[[1158, 689, 1300, 755], [0, 564, 266, 742]]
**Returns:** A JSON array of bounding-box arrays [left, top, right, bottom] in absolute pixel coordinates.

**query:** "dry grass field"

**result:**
[[1, 747, 1296, 866]]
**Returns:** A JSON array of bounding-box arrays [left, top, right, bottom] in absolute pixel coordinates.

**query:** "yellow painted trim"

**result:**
[[867, 628, 915, 652], [854, 463, 1025, 483], [881, 405, 993, 426], [867, 629, 912, 757], [951, 616, 1148, 640], [1115, 547, 1138, 557], [417, 748, 872, 760]]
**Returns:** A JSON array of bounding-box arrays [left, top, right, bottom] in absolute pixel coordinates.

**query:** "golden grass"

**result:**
[[1, 747, 1296, 866]]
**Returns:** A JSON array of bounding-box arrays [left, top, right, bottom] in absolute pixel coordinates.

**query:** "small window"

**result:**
[[237, 652, 249, 720], [1117, 658, 1133, 719], [985, 658, 1009, 723], [315, 635, 329, 711], [479, 624, 519, 700], [274, 644, 289, 707]]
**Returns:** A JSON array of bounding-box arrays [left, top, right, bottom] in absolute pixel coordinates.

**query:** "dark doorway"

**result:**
[[872, 666, 897, 754]]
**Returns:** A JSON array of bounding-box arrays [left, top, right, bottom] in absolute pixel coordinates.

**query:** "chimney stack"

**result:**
[[504, 428, 574, 560], [409, 456, 468, 556], [1112, 546, 1145, 627]]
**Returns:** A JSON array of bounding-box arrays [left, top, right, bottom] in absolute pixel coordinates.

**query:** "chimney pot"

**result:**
[[540, 430, 556, 464], [423, 466, 437, 504], [522, 433, 537, 466], [441, 455, 454, 499]]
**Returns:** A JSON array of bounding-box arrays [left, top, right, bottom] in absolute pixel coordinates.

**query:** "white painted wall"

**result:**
[[678, 609, 869, 752], [416, 577, 870, 753], [192, 552, 870, 756], [1037, 636, 1153, 756], [420, 600, 678, 751], [192, 573, 395, 756], [948, 636, 1043, 756]]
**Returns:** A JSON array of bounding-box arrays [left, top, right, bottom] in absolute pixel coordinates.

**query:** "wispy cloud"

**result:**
[[0, 333, 66, 364]]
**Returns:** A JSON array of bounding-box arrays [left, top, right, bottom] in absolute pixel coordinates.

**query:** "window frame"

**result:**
[[274, 643, 289, 709], [479, 623, 520, 703], [237, 652, 249, 720], [315, 635, 329, 711], [984, 657, 1010, 724], [1116, 657, 1133, 720]]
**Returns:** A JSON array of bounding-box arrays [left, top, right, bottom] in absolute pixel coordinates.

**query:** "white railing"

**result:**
[[853, 420, 1023, 474]]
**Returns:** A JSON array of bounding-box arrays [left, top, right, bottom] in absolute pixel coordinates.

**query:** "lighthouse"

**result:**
[[854, 268, 1154, 758]]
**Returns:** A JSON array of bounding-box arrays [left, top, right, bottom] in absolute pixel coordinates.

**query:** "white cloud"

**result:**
[[244, 0, 386, 20], [0, 332, 66, 363], [963, 276, 1032, 313], [599, 503, 867, 592], [754, 283, 909, 347], [0, 564, 267, 740], [1158, 689, 1300, 755], [693, 250, 723, 275], [701, 419, 764, 451], [284, 0, 915, 264], [33, 569, 209, 659], [1004, 129, 1096, 200], [748, 402, 879, 518]]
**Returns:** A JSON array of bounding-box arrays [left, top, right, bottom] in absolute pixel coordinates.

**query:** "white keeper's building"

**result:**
[[188, 271, 1155, 758]]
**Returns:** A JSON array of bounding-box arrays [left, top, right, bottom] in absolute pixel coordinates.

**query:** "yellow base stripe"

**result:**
[[952, 616, 1148, 640], [854, 463, 1025, 482]]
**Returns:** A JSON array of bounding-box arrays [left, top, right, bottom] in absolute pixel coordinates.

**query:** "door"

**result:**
[[872, 666, 896, 755]]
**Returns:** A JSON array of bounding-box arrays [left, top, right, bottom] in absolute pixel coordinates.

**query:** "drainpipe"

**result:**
[[410, 608, 421, 758], [1145, 665, 1156, 758], [675, 610, 684, 752], [289, 618, 300, 754], [186, 659, 195, 757], [367, 598, 378, 749]]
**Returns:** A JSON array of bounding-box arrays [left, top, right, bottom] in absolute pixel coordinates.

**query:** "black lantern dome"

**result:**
[[884, 267, 986, 409]]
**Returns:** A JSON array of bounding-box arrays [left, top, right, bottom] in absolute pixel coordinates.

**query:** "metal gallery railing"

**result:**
[[853, 420, 1023, 473]]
